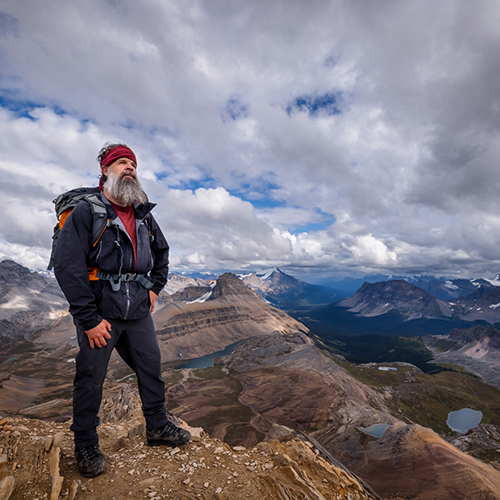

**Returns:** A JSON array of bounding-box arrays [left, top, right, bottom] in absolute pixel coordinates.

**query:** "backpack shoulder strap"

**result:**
[[84, 194, 109, 247], [47, 187, 109, 270]]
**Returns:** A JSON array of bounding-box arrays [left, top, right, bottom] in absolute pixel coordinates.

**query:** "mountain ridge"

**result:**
[[336, 279, 500, 326]]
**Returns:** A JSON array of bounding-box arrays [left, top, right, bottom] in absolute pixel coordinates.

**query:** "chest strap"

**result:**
[[88, 267, 154, 291]]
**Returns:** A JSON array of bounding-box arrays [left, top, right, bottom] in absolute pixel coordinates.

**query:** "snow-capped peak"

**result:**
[[258, 267, 281, 280]]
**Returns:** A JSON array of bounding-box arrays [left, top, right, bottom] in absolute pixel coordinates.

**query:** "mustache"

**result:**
[[120, 171, 137, 180]]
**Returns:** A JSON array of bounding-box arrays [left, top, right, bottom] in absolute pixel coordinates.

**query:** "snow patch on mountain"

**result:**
[[483, 274, 500, 287], [0, 294, 30, 311], [186, 290, 213, 304]]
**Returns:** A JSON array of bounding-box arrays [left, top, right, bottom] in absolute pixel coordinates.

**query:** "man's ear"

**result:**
[[102, 165, 108, 176]]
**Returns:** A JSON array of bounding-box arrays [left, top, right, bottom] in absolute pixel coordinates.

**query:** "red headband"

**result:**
[[101, 146, 137, 167]]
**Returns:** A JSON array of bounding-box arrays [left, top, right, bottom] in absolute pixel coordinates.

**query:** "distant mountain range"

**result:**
[[315, 273, 500, 299], [339, 279, 500, 325], [295, 276, 500, 339], [240, 267, 341, 308]]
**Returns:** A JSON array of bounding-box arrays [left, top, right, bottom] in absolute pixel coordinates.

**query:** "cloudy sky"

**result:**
[[1, 0, 499, 283]]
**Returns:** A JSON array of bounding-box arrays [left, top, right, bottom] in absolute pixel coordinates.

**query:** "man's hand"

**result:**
[[85, 319, 112, 349], [150, 291, 158, 313]]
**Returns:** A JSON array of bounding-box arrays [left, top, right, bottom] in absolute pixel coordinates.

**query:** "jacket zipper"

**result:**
[[124, 282, 131, 320]]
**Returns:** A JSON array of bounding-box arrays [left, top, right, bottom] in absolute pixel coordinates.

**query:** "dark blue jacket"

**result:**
[[54, 192, 169, 330]]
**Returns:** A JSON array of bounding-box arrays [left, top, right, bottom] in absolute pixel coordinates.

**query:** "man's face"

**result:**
[[102, 157, 138, 182], [102, 155, 148, 206]]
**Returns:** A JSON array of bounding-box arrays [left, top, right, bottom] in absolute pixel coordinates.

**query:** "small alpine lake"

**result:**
[[174, 340, 244, 370], [357, 423, 391, 438], [446, 408, 482, 434]]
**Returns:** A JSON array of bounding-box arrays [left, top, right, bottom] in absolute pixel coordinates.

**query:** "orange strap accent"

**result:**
[[88, 267, 100, 281], [58, 209, 72, 229], [93, 219, 109, 247]]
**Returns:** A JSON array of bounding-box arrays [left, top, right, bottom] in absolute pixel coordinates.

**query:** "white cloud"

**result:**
[[1, 0, 500, 280]]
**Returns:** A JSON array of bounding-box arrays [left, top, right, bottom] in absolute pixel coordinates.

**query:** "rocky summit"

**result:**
[[0, 387, 379, 500]]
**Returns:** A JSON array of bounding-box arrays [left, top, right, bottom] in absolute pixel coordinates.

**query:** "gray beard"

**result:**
[[104, 171, 148, 206]]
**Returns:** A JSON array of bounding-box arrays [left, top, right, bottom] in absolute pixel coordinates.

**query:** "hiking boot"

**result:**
[[146, 420, 191, 447], [75, 443, 107, 478]]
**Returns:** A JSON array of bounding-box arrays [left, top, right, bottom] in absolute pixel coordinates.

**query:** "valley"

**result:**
[[3, 260, 500, 498]]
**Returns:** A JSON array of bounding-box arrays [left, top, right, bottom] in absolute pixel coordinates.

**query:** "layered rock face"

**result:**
[[153, 273, 308, 361]]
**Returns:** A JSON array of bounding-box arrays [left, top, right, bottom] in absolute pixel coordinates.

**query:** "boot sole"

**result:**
[[79, 464, 107, 478], [146, 439, 190, 447]]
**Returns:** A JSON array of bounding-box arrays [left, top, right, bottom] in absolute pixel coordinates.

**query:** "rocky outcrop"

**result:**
[[210, 273, 258, 299], [450, 423, 500, 454], [0, 388, 379, 500]]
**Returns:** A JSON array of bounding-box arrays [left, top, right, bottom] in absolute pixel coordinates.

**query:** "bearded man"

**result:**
[[54, 143, 190, 478]]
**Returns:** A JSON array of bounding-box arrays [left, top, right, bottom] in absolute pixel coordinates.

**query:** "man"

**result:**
[[54, 143, 190, 478]]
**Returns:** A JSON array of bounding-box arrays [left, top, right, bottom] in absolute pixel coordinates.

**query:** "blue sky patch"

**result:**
[[0, 92, 45, 120], [154, 171, 170, 182], [290, 209, 336, 234], [176, 175, 218, 191], [225, 96, 249, 121], [229, 176, 283, 205], [287, 91, 343, 117]]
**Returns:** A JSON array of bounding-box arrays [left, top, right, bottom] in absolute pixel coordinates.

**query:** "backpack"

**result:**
[[47, 187, 109, 270]]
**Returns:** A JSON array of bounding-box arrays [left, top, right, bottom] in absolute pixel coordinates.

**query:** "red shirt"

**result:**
[[110, 202, 137, 267]]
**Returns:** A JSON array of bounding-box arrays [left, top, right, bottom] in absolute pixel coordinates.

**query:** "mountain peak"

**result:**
[[258, 267, 283, 280], [211, 272, 257, 299], [339, 280, 448, 319]]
